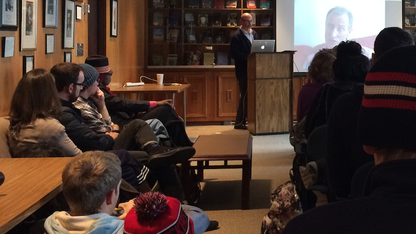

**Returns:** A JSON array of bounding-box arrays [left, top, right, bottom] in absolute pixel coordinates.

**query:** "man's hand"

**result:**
[[117, 199, 135, 220], [106, 131, 119, 139], [156, 99, 173, 107], [89, 89, 106, 110], [111, 123, 119, 131]]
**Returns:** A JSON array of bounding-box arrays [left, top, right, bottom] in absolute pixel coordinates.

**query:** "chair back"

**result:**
[[350, 161, 375, 199], [307, 125, 327, 162]]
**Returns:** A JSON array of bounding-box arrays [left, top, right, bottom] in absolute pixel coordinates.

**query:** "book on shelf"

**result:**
[[247, 0, 256, 8], [215, 31, 226, 43], [184, 13, 195, 26], [168, 12, 180, 26], [227, 13, 238, 27], [167, 29, 179, 43], [153, 28, 164, 43], [260, 14, 271, 26], [212, 13, 222, 26], [217, 52, 228, 65], [166, 54, 178, 65], [153, 0, 164, 8], [259, 0, 270, 9], [202, 0, 213, 8], [186, 29, 196, 43], [226, 0, 237, 8], [251, 13, 256, 26], [185, 50, 202, 65], [188, 0, 199, 8], [261, 30, 272, 39], [204, 52, 215, 65], [169, 0, 177, 7], [152, 54, 164, 66], [202, 31, 213, 43], [214, 0, 224, 8], [198, 14, 209, 26], [153, 11, 164, 26]]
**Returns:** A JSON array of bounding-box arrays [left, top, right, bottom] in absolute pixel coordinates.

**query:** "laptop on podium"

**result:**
[[250, 40, 275, 53]]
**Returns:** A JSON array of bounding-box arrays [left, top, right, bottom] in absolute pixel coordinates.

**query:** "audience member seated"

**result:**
[[5, 68, 155, 194], [298, 41, 370, 191], [8, 69, 81, 157], [50, 62, 195, 169], [85, 55, 193, 147], [282, 45, 416, 234], [124, 192, 212, 234], [44, 151, 211, 234], [297, 48, 336, 122], [73, 63, 171, 145], [326, 27, 415, 199], [304, 40, 370, 139]]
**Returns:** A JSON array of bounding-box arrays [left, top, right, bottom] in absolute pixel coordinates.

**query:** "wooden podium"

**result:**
[[247, 52, 294, 135]]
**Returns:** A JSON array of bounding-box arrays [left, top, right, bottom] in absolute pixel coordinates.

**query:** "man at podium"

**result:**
[[230, 13, 259, 130]]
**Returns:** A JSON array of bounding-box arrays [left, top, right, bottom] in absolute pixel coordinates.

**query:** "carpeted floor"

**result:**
[[185, 126, 295, 234]]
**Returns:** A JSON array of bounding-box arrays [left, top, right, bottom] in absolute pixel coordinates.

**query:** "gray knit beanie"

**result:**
[[78, 63, 99, 89]]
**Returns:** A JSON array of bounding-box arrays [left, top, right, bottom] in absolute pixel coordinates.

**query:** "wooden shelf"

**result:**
[[146, 0, 275, 67]]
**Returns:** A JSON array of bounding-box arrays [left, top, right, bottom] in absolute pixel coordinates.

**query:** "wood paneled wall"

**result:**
[[0, 0, 89, 116], [106, 0, 145, 88]]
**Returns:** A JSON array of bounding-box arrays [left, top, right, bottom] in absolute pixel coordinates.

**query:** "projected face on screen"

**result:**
[[293, 0, 385, 72], [325, 7, 353, 48]]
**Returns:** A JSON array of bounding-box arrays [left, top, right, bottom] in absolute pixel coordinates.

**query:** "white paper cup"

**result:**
[[157, 74, 164, 85]]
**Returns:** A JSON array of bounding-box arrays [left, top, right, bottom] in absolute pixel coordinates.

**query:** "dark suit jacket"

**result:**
[[230, 28, 258, 81]]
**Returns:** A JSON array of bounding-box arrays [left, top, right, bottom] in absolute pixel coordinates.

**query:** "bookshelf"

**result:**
[[404, 1, 416, 38], [144, 0, 276, 123], [146, 0, 276, 67]]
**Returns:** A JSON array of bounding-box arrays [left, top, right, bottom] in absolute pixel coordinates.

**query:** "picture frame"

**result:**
[[23, 55, 34, 75], [2, 36, 14, 57], [63, 0, 75, 49], [20, 0, 37, 51], [45, 34, 54, 54], [64, 51, 71, 62], [75, 4, 81, 20], [43, 0, 57, 28], [110, 0, 117, 37], [0, 0, 18, 30], [76, 43, 83, 56]]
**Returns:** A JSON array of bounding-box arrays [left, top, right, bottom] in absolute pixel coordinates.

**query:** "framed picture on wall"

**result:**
[[0, 0, 18, 30], [23, 55, 34, 75], [20, 0, 37, 51], [110, 0, 117, 37], [64, 51, 71, 62], [45, 34, 54, 54], [43, 0, 58, 28], [76, 5, 81, 20], [63, 0, 75, 49], [2, 36, 14, 57]]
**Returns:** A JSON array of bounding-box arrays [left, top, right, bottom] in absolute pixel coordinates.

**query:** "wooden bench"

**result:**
[[182, 132, 253, 209]]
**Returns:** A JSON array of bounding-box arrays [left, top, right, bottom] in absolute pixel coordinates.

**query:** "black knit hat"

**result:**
[[358, 45, 416, 150], [85, 55, 110, 73], [78, 63, 99, 89]]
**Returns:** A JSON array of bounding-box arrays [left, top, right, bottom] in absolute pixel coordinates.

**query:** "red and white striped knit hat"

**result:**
[[358, 45, 416, 150]]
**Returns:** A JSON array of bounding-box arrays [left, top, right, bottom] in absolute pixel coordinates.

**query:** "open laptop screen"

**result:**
[[250, 40, 275, 53]]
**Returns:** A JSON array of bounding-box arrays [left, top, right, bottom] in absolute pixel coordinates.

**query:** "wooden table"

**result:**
[[182, 132, 253, 209], [0, 157, 72, 234], [110, 83, 191, 126]]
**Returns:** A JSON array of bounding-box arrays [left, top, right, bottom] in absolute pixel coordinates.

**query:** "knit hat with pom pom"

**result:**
[[124, 192, 195, 234]]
